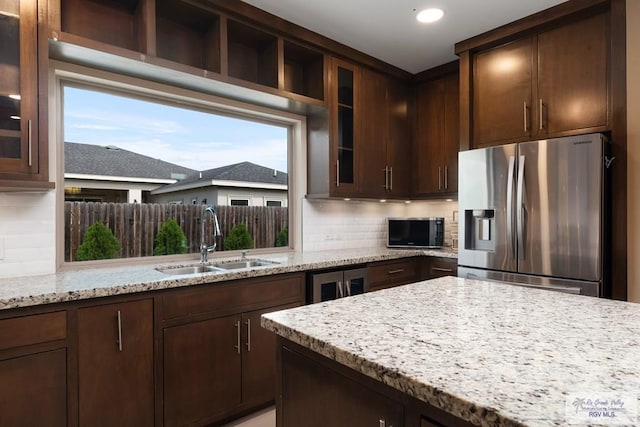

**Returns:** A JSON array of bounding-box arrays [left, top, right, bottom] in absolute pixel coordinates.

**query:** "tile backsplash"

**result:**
[[302, 198, 458, 252]]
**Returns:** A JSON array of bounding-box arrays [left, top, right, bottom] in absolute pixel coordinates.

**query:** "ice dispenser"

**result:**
[[464, 209, 495, 251]]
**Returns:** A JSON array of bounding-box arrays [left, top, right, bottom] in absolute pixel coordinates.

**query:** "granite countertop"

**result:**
[[0, 247, 456, 310], [262, 277, 640, 427]]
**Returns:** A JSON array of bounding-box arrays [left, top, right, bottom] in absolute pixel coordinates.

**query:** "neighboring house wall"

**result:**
[[64, 177, 167, 203], [150, 187, 288, 207]]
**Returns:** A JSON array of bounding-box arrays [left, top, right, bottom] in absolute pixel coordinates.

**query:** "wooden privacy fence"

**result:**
[[64, 202, 288, 262]]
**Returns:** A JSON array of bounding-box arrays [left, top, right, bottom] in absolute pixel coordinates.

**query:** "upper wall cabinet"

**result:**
[[53, 0, 326, 105], [413, 72, 459, 197], [307, 59, 410, 199], [359, 68, 410, 199], [0, 0, 51, 188], [463, 9, 609, 149]]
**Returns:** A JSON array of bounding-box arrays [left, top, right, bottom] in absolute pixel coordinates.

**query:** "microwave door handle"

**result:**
[[516, 155, 526, 260], [506, 156, 516, 259]]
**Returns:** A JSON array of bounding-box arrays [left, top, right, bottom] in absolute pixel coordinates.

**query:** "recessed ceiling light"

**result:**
[[416, 8, 444, 23]]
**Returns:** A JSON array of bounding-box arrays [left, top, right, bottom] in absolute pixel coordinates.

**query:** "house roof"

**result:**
[[180, 161, 288, 186], [151, 161, 288, 194], [65, 142, 196, 181]]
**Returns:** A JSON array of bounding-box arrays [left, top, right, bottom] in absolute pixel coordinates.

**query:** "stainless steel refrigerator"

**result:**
[[457, 133, 610, 297]]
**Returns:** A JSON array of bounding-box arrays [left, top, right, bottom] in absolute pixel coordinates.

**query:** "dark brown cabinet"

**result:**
[[330, 57, 360, 196], [55, 0, 326, 103], [471, 11, 608, 148], [360, 68, 411, 199], [414, 72, 459, 196], [369, 258, 419, 291], [536, 12, 608, 135], [0, 310, 68, 427], [280, 346, 403, 427], [422, 257, 457, 280], [163, 314, 242, 427], [0, 350, 67, 427], [77, 299, 154, 427], [161, 273, 304, 426], [0, 0, 48, 186]]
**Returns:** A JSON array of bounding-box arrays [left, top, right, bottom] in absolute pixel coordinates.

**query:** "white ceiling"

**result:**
[[242, 0, 568, 74]]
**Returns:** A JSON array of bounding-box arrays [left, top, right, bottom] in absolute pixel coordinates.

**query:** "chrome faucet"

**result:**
[[201, 206, 222, 263]]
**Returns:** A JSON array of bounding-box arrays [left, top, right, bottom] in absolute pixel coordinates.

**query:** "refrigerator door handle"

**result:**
[[516, 155, 526, 260], [506, 156, 516, 259]]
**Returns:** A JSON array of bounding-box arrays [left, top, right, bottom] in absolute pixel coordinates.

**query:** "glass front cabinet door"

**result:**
[[0, 0, 40, 179]]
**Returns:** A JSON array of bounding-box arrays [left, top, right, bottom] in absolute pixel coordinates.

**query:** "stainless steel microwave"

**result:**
[[387, 217, 444, 249]]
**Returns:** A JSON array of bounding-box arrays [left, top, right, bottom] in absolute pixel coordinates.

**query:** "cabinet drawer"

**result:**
[[426, 257, 457, 279], [369, 258, 418, 288], [0, 311, 67, 351], [163, 273, 304, 320]]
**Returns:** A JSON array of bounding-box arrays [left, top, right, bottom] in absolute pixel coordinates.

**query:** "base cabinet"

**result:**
[[0, 349, 67, 427], [163, 314, 242, 427], [280, 346, 403, 427], [278, 341, 474, 427], [369, 258, 419, 291], [77, 299, 154, 427], [161, 273, 304, 426], [422, 257, 458, 280]]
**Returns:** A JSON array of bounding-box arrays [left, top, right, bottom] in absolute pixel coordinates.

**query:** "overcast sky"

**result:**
[[63, 86, 289, 172]]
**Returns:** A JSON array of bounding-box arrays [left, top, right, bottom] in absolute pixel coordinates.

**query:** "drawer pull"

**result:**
[[387, 269, 405, 275], [432, 267, 453, 273], [245, 319, 251, 352], [235, 320, 241, 354], [116, 310, 123, 352]]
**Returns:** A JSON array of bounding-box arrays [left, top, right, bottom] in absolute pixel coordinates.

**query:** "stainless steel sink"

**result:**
[[155, 265, 226, 275], [212, 259, 279, 270], [155, 259, 279, 275]]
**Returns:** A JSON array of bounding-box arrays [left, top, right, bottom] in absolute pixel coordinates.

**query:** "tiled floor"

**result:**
[[223, 407, 275, 427]]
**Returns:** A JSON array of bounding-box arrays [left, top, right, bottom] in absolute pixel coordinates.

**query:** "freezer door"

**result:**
[[517, 133, 603, 281], [458, 143, 517, 272]]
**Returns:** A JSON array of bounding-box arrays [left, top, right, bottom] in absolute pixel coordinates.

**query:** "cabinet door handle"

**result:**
[[28, 120, 32, 167], [336, 160, 340, 187], [387, 269, 405, 275], [438, 167, 442, 190], [383, 166, 389, 189], [389, 167, 393, 191], [444, 165, 448, 190], [116, 310, 123, 352], [523, 101, 528, 133], [432, 267, 454, 273], [235, 320, 241, 354], [539, 99, 544, 130], [245, 319, 251, 352]]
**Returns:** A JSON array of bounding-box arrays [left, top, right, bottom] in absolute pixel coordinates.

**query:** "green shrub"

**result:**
[[154, 218, 188, 256], [224, 223, 253, 251], [76, 221, 121, 261], [275, 226, 288, 247]]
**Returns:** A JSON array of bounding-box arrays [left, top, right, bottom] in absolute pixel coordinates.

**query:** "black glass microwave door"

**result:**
[[389, 220, 430, 246]]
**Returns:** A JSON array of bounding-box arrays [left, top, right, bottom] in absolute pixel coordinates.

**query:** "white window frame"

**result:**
[[51, 61, 306, 269], [265, 200, 282, 207]]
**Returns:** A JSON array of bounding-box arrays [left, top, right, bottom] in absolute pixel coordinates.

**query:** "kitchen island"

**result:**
[[262, 277, 640, 427]]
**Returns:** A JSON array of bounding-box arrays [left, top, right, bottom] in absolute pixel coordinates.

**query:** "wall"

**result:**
[[627, 0, 640, 303], [302, 199, 458, 251], [0, 192, 56, 278]]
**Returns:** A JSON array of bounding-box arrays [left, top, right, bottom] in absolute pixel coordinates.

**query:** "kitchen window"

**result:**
[[55, 63, 304, 264]]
